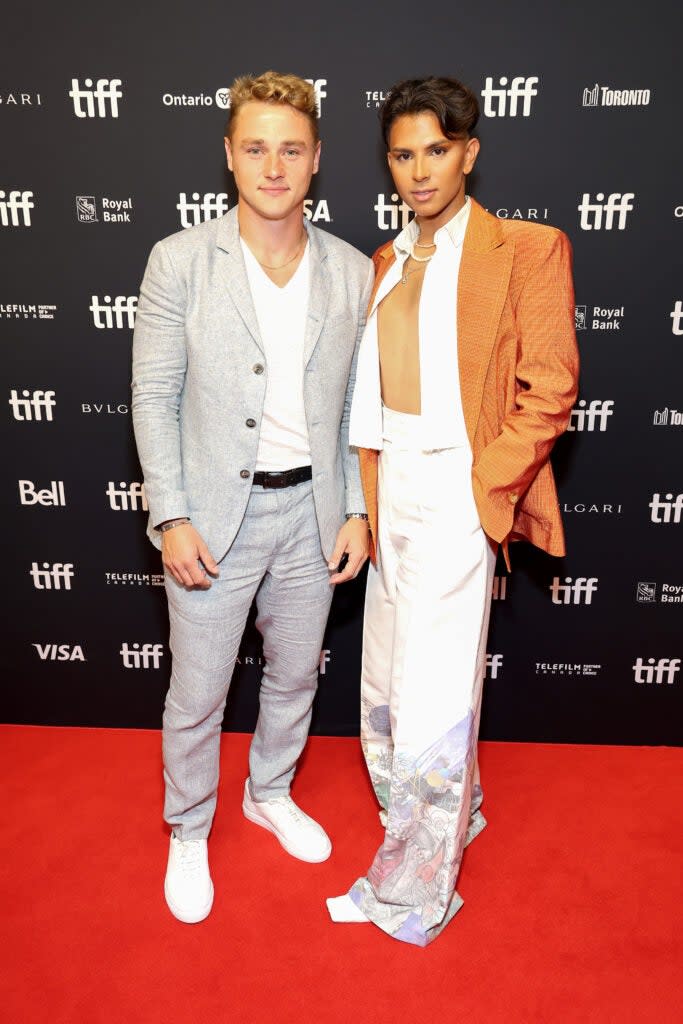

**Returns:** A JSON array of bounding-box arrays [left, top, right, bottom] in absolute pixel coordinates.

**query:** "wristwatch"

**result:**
[[345, 513, 369, 521], [158, 517, 191, 532]]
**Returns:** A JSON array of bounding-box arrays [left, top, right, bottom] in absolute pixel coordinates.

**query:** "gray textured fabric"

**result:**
[[131, 208, 373, 561]]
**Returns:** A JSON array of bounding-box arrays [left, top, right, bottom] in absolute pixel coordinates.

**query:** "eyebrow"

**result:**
[[240, 138, 309, 147], [391, 137, 450, 154]]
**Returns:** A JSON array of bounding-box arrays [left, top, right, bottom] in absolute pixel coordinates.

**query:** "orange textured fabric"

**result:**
[[360, 198, 580, 569]]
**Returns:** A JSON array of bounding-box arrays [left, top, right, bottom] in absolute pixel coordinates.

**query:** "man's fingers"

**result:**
[[327, 542, 346, 571], [329, 552, 363, 585], [197, 540, 219, 576]]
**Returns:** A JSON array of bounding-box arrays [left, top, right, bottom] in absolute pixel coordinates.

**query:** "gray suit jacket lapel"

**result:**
[[303, 222, 330, 367], [215, 208, 264, 355]]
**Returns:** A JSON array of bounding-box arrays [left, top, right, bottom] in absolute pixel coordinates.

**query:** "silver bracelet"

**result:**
[[158, 517, 191, 533], [345, 513, 369, 521]]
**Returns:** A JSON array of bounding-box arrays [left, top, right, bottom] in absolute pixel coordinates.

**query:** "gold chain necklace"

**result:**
[[257, 233, 306, 271]]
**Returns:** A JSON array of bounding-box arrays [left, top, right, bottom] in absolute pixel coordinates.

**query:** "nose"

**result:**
[[264, 153, 284, 179], [412, 155, 429, 182]]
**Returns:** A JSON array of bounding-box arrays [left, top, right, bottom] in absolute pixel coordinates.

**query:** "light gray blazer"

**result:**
[[131, 208, 373, 562]]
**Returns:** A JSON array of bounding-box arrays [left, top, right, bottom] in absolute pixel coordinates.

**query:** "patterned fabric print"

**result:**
[[351, 710, 482, 946]]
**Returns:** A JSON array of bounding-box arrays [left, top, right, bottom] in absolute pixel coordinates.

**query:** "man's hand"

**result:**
[[161, 524, 219, 588], [328, 518, 370, 585]]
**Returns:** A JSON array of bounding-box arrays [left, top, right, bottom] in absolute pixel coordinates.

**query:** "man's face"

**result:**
[[387, 111, 479, 229], [225, 101, 320, 222]]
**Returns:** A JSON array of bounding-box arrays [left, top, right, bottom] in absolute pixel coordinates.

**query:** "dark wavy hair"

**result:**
[[380, 76, 480, 148]]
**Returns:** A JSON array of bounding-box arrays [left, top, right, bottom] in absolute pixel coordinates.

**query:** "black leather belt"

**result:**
[[252, 465, 312, 489]]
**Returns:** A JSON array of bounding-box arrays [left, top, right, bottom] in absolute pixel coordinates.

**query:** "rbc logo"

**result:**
[[485, 653, 503, 679], [578, 192, 634, 230], [375, 193, 412, 231], [9, 389, 56, 421], [30, 562, 75, 590], [567, 399, 614, 432], [69, 78, 122, 118], [177, 192, 229, 229], [120, 643, 164, 669], [550, 577, 598, 605], [106, 481, 148, 511], [481, 76, 538, 117], [0, 190, 35, 227], [632, 657, 680, 684], [649, 493, 683, 524], [89, 295, 137, 329], [671, 301, 683, 335]]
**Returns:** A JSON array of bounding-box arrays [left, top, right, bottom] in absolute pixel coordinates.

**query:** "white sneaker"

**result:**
[[242, 779, 332, 863], [164, 834, 214, 924]]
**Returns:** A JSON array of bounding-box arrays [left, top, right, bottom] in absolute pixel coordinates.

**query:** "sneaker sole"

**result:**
[[164, 879, 214, 924], [242, 800, 332, 863]]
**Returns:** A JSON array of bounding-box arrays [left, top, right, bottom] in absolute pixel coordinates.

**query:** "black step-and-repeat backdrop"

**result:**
[[2, 1, 681, 745]]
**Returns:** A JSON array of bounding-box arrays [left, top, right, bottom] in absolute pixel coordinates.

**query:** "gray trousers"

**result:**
[[162, 479, 334, 841]]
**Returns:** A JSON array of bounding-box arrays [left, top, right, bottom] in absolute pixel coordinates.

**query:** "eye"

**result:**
[[395, 152, 411, 162], [246, 147, 263, 156], [284, 149, 301, 158], [431, 146, 447, 156]]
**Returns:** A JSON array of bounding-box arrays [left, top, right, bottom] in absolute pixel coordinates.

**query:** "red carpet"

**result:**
[[1, 726, 680, 1023]]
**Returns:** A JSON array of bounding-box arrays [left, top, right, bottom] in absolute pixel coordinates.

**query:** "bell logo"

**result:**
[[106, 481, 148, 511], [32, 643, 85, 662], [632, 657, 680, 685], [0, 190, 34, 227], [549, 577, 599, 605], [29, 562, 75, 590], [69, 78, 122, 118], [120, 642, 164, 669], [89, 295, 137, 329], [304, 79, 327, 115], [567, 399, 614, 432], [485, 653, 503, 679], [374, 193, 412, 231], [578, 192, 634, 230], [19, 480, 66, 506], [671, 300, 683, 336], [177, 192, 229, 229], [481, 76, 538, 117], [9, 389, 56, 421], [649, 493, 683, 524]]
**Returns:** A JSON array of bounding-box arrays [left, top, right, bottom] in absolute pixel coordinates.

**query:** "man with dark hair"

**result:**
[[132, 71, 372, 924], [327, 76, 578, 945]]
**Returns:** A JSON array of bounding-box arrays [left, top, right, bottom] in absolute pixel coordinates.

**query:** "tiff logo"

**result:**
[[9, 389, 56, 421], [19, 480, 66, 506], [89, 295, 137, 329], [578, 192, 634, 230], [120, 642, 164, 669], [69, 78, 122, 118], [32, 643, 85, 662], [30, 562, 74, 590], [567, 399, 614, 431], [671, 300, 683, 335], [304, 79, 327, 115], [375, 193, 412, 231], [649, 493, 683, 524], [0, 190, 34, 227], [482, 76, 538, 117], [177, 192, 229, 228], [633, 657, 680, 685], [485, 653, 503, 679], [106, 481, 148, 511], [550, 577, 599, 605]]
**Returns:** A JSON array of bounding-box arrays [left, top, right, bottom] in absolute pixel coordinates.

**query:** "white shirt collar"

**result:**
[[393, 196, 471, 259]]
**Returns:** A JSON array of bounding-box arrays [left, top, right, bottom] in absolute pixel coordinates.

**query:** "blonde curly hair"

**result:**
[[226, 71, 319, 142]]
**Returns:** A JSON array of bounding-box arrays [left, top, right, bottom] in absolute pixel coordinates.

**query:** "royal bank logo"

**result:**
[[9, 389, 56, 421], [535, 662, 601, 676], [177, 192, 229, 229], [32, 643, 85, 662], [120, 643, 164, 669], [76, 195, 134, 223], [0, 190, 34, 227], [578, 193, 634, 231], [549, 577, 599, 605], [304, 79, 327, 116], [485, 653, 503, 679], [567, 399, 614, 432], [0, 91, 42, 108], [636, 581, 657, 603], [19, 480, 66, 507], [482, 76, 538, 117], [106, 571, 164, 587], [106, 481, 147, 511], [582, 305, 625, 331], [375, 192, 412, 231], [582, 84, 651, 108], [69, 78, 122, 118], [0, 302, 57, 320], [649, 493, 683, 524], [633, 657, 680, 684], [636, 581, 683, 605], [575, 306, 587, 331], [89, 295, 137, 329], [671, 301, 683, 336], [76, 196, 97, 223], [29, 562, 74, 590], [653, 408, 683, 427]]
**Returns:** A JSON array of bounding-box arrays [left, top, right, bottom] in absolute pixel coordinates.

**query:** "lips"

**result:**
[[412, 189, 436, 201], [259, 187, 289, 196]]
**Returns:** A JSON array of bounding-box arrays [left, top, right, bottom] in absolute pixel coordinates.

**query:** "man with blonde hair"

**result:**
[[132, 71, 372, 924]]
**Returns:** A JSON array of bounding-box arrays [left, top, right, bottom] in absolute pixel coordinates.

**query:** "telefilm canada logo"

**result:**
[[582, 84, 651, 108], [636, 581, 683, 605], [76, 195, 134, 223], [0, 302, 56, 320], [0, 190, 34, 227], [69, 78, 122, 118], [535, 662, 601, 676], [578, 193, 634, 231], [89, 295, 137, 329], [481, 76, 538, 117], [105, 571, 164, 587], [364, 89, 388, 109], [575, 305, 625, 332]]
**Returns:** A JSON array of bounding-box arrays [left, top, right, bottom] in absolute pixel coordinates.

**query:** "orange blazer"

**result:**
[[358, 198, 579, 570]]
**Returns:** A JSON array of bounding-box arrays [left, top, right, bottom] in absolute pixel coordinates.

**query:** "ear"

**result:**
[[224, 137, 233, 173], [312, 140, 321, 175], [464, 136, 480, 175]]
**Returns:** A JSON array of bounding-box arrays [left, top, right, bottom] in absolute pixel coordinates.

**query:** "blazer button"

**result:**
[[509, 493, 518, 504], [246, 418, 256, 428], [240, 469, 250, 479], [253, 363, 264, 375]]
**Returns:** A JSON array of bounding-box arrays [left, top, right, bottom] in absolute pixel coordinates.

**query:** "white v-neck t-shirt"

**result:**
[[241, 239, 312, 472]]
